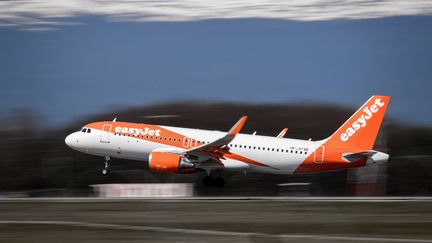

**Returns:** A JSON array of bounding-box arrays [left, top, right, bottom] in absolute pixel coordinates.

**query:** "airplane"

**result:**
[[65, 95, 390, 188]]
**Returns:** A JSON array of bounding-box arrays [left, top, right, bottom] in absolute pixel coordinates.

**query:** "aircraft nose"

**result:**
[[65, 133, 78, 148]]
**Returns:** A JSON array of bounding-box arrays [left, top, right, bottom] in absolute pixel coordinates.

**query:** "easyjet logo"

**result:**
[[114, 126, 161, 137], [340, 98, 385, 142]]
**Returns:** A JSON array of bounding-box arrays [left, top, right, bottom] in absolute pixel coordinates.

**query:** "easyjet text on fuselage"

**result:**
[[114, 126, 162, 137]]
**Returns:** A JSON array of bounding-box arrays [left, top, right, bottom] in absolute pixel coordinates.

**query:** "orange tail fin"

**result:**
[[325, 95, 390, 150]]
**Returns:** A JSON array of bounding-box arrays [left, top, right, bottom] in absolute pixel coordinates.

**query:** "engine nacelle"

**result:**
[[149, 151, 195, 174]]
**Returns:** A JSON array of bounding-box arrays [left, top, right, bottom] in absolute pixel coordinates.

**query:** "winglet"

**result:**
[[276, 128, 288, 138], [228, 116, 248, 136]]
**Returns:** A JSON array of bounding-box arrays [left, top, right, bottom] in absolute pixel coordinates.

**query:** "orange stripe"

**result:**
[[294, 147, 367, 173]]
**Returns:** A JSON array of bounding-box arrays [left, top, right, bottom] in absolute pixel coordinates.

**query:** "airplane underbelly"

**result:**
[[89, 137, 152, 161], [234, 151, 305, 174]]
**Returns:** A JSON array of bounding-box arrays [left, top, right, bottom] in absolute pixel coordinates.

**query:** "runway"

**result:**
[[1, 220, 432, 243], [1, 197, 431, 242], [2, 196, 432, 202]]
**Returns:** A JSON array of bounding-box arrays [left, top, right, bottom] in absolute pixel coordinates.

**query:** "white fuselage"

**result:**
[[65, 96, 392, 176], [66, 124, 322, 174]]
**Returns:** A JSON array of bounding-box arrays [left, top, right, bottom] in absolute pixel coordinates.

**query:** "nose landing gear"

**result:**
[[102, 156, 111, 175]]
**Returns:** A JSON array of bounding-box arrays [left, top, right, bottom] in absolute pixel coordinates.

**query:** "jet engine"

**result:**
[[149, 151, 195, 174]]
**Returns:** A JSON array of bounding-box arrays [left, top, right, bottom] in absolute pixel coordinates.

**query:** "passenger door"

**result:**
[[100, 124, 112, 143], [313, 145, 325, 164]]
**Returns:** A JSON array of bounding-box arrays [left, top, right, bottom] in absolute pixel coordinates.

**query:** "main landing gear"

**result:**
[[102, 156, 110, 175], [203, 175, 225, 188]]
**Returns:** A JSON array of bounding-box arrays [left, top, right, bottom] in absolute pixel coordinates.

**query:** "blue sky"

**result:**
[[1, 2, 432, 125]]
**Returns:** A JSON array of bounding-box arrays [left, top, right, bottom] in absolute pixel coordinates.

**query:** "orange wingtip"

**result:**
[[277, 128, 288, 138], [228, 116, 248, 136]]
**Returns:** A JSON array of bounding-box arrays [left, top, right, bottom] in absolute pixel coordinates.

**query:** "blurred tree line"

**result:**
[[0, 102, 431, 196]]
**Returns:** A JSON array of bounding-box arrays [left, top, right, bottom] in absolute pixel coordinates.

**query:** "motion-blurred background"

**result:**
[[1, 0, 432, 197]]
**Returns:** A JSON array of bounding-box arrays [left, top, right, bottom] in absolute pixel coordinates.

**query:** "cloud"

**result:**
[[1, 0, 432, 30], [19, 26, 60, 31]]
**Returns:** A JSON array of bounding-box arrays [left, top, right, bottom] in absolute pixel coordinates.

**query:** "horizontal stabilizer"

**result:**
[[342, 151, 376, 163]]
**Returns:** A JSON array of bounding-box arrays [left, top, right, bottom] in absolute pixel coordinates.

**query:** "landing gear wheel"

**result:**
[[203, 176, 213, 187], [102, 156, 111, 175], [213, 177, 225, 188]]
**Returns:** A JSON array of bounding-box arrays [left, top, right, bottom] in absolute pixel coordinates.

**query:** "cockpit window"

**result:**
[[87, 128, 91, 133], [81, 128, 87, 133]]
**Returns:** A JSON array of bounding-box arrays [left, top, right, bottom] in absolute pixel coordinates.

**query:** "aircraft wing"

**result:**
[[155, 116, 247, 163], [184, 116, 247, 157], [176, 116, 248, 159]]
